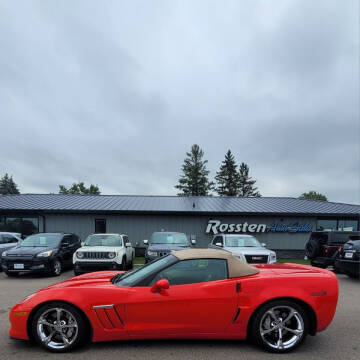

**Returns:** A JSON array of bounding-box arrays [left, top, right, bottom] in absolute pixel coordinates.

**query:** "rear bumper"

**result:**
[[335, 259, 360, 275], [311, 257, 334, 267]]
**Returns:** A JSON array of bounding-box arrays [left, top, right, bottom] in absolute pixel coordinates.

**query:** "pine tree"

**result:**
[[58, 182, 101, 195], [215, 150, 240, 196], [0, 173, 20, 194], [175, 144, 214, 196], [238, 163, 261, 197]]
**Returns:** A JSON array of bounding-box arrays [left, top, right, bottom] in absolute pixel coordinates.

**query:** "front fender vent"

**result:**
[[93, 305, 124, 329]]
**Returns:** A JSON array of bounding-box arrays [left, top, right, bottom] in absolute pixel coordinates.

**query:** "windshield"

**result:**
[[225, 236, 261, 247], [150, 232, 188, 245], [84, 234, 123, 247], [20, 234, 62, 247], [115, 255, 177, 287]]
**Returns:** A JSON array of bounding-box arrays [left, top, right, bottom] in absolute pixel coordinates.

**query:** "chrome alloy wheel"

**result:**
[[53, 260, 61, 276], [259, 305, 304, 350], [37, 307, 78, 350]]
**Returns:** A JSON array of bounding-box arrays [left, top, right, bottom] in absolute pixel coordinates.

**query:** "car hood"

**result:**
[[5, 246, 55, 256], [225, 247, 274, 256], [76, 246, 122, 252], [40, 271, 125, 291], [148, 244, 191, 251]]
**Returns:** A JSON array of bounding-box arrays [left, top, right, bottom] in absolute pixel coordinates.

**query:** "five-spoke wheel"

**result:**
[[251, 300, 308, 353], [32, 302, 87, 352]]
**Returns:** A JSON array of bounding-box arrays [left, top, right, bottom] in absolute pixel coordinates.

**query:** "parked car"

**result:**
[[334, 237, 360, 278], [208, 233, 276, 264], [305, 231, 360, 268], [1, 232, 81, 277], [0, 232, 23, 272], [73, 233, 135, 275], [144, 231, 195, 263], [9, 249, 338, 353]]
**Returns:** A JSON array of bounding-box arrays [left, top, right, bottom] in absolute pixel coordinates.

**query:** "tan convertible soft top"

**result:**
[[171, 248, 259, 278]]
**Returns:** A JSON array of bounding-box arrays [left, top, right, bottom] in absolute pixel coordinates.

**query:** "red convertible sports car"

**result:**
[[9, 249, 338, 353]]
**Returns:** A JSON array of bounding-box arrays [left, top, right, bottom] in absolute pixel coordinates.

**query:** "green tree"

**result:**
[[238, 162, 261, 197], [175, 144, 214, 196], [299, 191, 328, 201], [215, 150, 241, 196], [0, 173, 20, 194], [58, 182, 101, 195]]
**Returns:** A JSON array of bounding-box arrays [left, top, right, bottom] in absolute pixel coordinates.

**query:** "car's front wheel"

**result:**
[[51, 259, 62, 276], [250, 300, 308, 353], [31, 302, 88, 352]]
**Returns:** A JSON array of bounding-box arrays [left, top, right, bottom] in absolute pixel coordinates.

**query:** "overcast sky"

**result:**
[[0, 0, 359, 204]]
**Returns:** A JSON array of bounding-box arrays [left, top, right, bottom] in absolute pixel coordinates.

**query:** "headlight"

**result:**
[[108, 252, 116, 259], [147, 250, 157, 256], [37, 250, 53, 257], [2, 251, 7, 257], [270, 252, 277, 263], [76, 252, 84, 259]]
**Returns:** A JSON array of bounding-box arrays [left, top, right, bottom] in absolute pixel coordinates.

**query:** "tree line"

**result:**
[[0, 151, 328, 201], [175, 144, 261, 197]]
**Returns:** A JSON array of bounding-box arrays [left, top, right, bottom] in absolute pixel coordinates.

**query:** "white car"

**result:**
[[73, 233, 135, 275], [208, 234, 277, 264]]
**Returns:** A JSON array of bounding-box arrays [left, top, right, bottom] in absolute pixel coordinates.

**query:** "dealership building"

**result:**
[[0, 194, 359, 257]]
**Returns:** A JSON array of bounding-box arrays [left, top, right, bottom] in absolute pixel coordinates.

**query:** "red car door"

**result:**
[[124, 259, 238, 337]]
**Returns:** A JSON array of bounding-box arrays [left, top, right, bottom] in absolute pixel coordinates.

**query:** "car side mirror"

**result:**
[[62, 242, 70, 248], [151, 279, 170, 293], [125, 242, 132, 247], [215, 242, 223, 247], [143, 239, 149, 245], [191, 239, 196, 245], [261, 243, 266, 247]]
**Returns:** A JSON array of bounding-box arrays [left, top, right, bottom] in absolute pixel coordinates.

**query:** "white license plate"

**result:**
[[14, 263, 24, 269], [345, 252, 353, 259]]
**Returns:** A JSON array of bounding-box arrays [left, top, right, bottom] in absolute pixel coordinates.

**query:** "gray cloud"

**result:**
[[0, 0, 358, 203]]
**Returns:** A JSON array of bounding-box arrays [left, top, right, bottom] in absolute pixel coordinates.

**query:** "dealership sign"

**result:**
[[206, 219, 312, 235]]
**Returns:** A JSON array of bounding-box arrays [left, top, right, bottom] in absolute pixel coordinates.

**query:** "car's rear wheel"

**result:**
[[251, 300, 308, 353], [31, 302, 87, 352]]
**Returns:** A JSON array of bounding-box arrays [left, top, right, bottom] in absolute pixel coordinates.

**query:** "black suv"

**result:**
[[1, 232, 81, 277], [335, 237, 360, 278], [305, 231, 360, 268]]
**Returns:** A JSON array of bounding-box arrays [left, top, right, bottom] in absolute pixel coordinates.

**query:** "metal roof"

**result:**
[[0, 194, 359, 216]]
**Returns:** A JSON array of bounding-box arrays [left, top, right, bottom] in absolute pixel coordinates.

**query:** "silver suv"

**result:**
[[208, 234, 276, 264]]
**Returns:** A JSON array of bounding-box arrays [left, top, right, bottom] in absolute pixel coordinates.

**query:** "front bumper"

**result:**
[[335, 258, 360, 276], [74, 261, 120, 273], [2, 257, 53, 273], [9, 303, 30, 340]]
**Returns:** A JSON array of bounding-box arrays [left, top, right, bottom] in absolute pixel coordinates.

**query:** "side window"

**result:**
[[70, 235, 79, 245], [0, 235, 4, 244], [2, 235, 18, 244], [150, 259, 228, 286], [213, 236, 223, 246]]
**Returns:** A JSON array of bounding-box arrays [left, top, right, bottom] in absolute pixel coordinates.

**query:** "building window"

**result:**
[[22, 218, 39, 236], [95, 219, 106, 233], [0, 217, 39, 236], [338, 220, 358, 231], [316, 219, 358, 231]]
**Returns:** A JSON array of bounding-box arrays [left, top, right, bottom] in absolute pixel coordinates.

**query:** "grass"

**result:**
[[134, 257, 145, 265], [134, 257, 310, 266], [277, 258, 310, 265]]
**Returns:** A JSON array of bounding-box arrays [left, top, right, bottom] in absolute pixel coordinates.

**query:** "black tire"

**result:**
[[74, 270, 82, 276], [5, 271, 18, 277], [51, 259, 62, 276], [250, 299, 308, 353], [305, 240, 319, 259], [31, 301, 88, 352], [122, 256, 127, 270], [128, 258, 133, 270]]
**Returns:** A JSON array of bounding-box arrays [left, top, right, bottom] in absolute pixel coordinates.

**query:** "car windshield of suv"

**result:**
[[84, 234, 123, 247], [20, 234, 62, 247], [114, 254, 177, 287], [150, 232, 188, 245], [225, 236, 261, 247]]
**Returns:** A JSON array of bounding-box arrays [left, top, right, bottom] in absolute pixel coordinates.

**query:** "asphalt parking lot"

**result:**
[[0, 271, 358, 360]]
